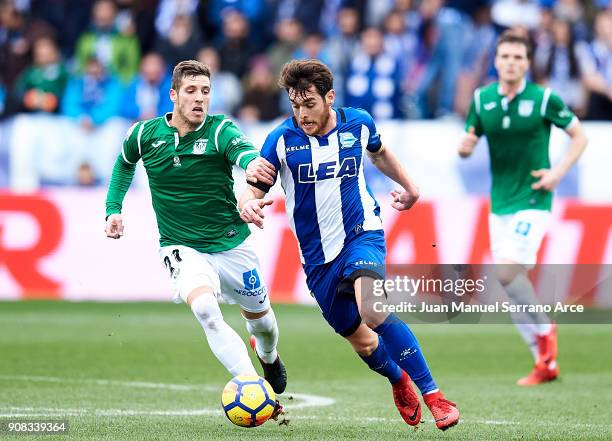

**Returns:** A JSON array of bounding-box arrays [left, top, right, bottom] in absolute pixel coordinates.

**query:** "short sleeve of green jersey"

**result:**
[[542, 89, 575, 129], [215, 120, 259, 169], [121, 122, 142, 164], [465, 89, 484, 136]]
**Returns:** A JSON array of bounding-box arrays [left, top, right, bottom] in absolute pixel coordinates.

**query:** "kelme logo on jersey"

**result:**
[[173, 156, 181, 167], [234, 269, 267, 297], [298, 158, 357, 183], [193, 139, 207, 154], [518, 100, 534, 117], [339, 132, 357, 148]]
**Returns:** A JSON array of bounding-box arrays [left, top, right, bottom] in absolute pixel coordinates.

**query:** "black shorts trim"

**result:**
[[338, 314, 362, 337], [345, 269, 384, 283]]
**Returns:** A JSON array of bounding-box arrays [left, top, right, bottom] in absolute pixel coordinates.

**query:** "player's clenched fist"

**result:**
[[105, 214, 124, 239], [246, 157, 276, 186], [458, 127, 479, 158], [240, 199, 273, 229]]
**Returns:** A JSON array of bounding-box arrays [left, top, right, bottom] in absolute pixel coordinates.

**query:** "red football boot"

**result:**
[[423, 391, 460, 431], [391, 371, 421, 426], [517, 323, 559, 386]]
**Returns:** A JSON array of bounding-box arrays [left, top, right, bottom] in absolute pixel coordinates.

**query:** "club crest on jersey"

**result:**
[[339, 132, 358, 149], [193, 138, 207, 154], [518, 100, 534, 117], [173, 156, 181, 167], [298, 157, 357, 183]]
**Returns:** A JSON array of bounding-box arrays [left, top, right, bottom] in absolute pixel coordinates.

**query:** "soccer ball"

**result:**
[[221, 375, 276, 427]]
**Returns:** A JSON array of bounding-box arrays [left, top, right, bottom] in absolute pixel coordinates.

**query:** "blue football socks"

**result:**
[[359, 337, 403, 384], [374, 314, 438, 394]]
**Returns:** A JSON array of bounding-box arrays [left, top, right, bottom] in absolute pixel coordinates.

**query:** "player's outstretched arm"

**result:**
[[368, 145, 420, 211], [458, 127, 479, 158], [531, 121, 588, 191], [105, 213, 124, 239], [105, 151, 137, 238], [239, 186, 273, 229]]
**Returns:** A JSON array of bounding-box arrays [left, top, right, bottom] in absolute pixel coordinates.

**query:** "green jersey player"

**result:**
[[104, 60, 287, 397], [459, 31, 587, 386]]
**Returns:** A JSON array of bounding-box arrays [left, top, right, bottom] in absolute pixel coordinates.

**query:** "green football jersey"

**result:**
[[465, 81, 575, 214], [106, 113, 260, 252]]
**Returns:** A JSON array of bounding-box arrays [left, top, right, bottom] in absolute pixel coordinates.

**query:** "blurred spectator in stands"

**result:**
[[75, 0, 140, 84], [491, 0, 541, 30], [583, 10, 612, 120], [61, 56, 125, 184], [154, 0, 198, 38], [154, 14, 202, 68], [328, 7, 361, 106], [363, 0, 395, 27], [319, 0, 351, 38], [416, 0, 490, 118], [454, 4, 496, 116], [0, 2, 56, 90], [238, 56, 282, 122], [273, 0, 324, 34], [345, 27, 403, 120], [197, 46, 242, 115], [267, 18, 303, 75], [121, 52, 172, 121], [76, 162, 98, 186], [30, 0, 94, 58], [382, 8, 418, 79], [62, 56, 122, 130], [216, 9, 256, 78], [552, 0, 588, 41], [534, 18, 589, 115], [293, 32, 331, 64], [204, 0, 267, 49], [13, 37, 68, 114], [115, 0, 158, 53]]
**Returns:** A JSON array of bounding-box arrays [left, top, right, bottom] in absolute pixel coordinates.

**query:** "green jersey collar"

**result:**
[[163, 112, 207, 133], [497, 79, 527, 97]]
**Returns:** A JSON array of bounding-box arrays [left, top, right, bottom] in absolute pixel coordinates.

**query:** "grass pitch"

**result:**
[[1, 302, 611, 440]]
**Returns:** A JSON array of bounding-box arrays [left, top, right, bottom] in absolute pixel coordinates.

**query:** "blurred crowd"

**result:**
[[1, 0, 612, 123]]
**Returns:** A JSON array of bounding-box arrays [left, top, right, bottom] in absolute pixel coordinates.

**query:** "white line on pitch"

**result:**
[[0, 374, 335, 410]]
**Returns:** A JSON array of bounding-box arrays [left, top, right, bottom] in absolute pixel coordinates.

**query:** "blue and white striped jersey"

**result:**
[[260, 107, 384, 265]]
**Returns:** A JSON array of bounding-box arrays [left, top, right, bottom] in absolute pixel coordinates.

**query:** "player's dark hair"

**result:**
[[496, 30, 532, 59], [278, 59, 333, 99], [171, 60, 211, 91]]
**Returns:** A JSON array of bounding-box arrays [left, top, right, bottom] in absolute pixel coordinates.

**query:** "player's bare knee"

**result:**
[[360, 310, 387, 330], [346, 325, 378, 356], [496, 263, 524, 286], [188, 288, 221, 330], [241, 308, 270, 320], [186, 286, 215, 306]]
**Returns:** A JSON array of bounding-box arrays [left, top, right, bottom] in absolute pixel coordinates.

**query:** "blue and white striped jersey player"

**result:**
[[239, 60, 459, 431]]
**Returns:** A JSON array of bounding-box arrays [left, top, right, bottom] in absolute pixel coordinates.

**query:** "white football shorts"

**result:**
[[489, 209, 551, 267], [159, 239, 270, 313]]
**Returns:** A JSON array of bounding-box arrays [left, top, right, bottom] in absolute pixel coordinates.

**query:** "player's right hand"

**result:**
[[458, 127, 478, 158], [240, 199, 273, 229], [105, 214, 124, 239], [246, 157, 276, 186]]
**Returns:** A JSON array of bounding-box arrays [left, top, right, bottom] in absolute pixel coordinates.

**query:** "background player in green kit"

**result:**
[[104, 60, 287, 395], [458, 31, 588, 386]]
